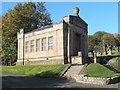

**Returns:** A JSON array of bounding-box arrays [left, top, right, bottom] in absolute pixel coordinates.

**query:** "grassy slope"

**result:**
[[112, 60, 120, 69], [84, 63, 118, 78], [109, 57, 120, 69], [0, 64, 69, 77]]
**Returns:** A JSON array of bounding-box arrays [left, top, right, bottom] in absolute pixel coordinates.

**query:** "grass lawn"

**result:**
[[84, 63, 119, 78], [112, 50, 120, 55], [0, 64, 69, 78]]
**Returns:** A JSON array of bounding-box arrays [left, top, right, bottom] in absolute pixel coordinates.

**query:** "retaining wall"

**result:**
[[73, 74, 111, 85]]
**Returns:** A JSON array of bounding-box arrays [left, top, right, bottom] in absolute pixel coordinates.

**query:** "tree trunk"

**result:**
[[110, 45, 113, 55], [103, 41, 107, 55], [118, 47, 120, 52], [105, 44, 108, 55], [92, 51, 94, 58]]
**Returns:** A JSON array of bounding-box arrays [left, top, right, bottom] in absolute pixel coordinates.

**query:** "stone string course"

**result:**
[[73, 74, 110, 85]]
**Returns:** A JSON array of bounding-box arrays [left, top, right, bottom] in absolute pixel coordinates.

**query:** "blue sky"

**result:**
[[2, 2, 118, 35]]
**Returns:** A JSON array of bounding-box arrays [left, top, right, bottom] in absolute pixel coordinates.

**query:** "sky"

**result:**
[[1, 2, 118, 35]]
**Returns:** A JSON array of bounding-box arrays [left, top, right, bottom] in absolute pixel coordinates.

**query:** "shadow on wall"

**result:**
[[108, 77, 120, 84]]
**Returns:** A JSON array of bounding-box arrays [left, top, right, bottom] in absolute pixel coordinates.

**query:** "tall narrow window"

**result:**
[[25, 41, 29, 53], [48, 36, 53, 50], [42, 38, 46, 51], [30, 40, 34, 52], [36, 39, 40, 52]]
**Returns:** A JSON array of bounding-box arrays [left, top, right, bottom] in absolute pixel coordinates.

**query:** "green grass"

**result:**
[[88, 49, 120, 58], [0, 64, 69, 78], [84, 63, 119, 78], [109, 57, 120, 70], [112, 50, 120, 55]]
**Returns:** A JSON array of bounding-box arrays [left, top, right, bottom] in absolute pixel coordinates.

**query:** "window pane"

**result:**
[[48, 36, 53, 50], [30, 40, 34, 52], [36, 39, 40, 52], [25, 41, 29, 53], [42, 38, 46, 51]]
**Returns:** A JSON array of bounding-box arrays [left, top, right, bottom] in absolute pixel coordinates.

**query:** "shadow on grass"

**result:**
[[34, 70, 60, 78]]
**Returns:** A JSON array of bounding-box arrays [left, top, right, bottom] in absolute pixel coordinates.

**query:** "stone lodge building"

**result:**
[[16, 7, 88, 65]]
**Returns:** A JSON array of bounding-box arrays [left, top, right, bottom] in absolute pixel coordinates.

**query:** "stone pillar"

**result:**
[[67, 27, 71, 63], [17, 32, 20, 60], [81, 34, 86, 64], [84, 28, 88, 58], [81, 30, 88, 64], [78, 51, 83, 64], [17, 28, 24, 65], [86, 32, 88, 57]]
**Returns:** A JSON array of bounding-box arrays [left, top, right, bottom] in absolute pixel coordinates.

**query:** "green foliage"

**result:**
[[102, 34, 116, 46], [2, 2, 52, 65], [93, 31, 110, 40], [88, 35, 100, 47], [88, 31, 119, 54], [93, 46, 103, 53], [114, 34, 120, 47], [84, 63, 118, 78], [88, 35, 101, 52], [0, 64, 69, 77], [93, 32, 111, 53]]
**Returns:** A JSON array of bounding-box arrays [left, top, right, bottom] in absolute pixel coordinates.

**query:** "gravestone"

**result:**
[[94, 52, 97, 63], [78, 51, 82, 57], [108, 50, 112, 55]]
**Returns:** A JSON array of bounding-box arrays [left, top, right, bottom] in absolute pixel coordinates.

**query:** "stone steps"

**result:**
[[63, 64, 84, 78]]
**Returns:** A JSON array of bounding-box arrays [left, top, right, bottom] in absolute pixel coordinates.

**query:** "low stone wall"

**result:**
[[73, 74, 110, 85]]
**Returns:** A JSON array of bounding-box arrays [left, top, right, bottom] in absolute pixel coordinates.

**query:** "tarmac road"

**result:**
[[0, 74, 120, 90]]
